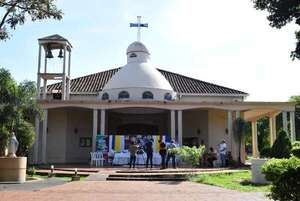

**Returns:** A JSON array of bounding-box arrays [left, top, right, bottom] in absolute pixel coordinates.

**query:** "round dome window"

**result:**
[[118, 91, 130, 99], [102, 93, 109, 100], [164, 93, 172, 101], [142, 91, 154, 99]]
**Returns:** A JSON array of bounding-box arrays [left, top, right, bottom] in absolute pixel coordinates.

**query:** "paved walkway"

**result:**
[[0, 180, 269, 201], [0, 178, 67, 192]]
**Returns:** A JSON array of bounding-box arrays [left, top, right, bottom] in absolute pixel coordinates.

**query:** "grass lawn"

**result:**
[[190, 171, 271, 192], [26, 174, 86, 182]]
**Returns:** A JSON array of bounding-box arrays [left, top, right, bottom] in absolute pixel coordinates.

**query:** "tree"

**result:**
[[270, 130, 292, 158], [289, 96, 300, 102], [253, 0, 300, 60], [233, 117, 247, 164], [257, 117, 270, 152], [0, 0, 63, 40], [0, 68, 41, 156]]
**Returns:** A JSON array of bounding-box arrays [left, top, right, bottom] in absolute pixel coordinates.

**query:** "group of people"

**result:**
[[128, 138, 228, 168], [128, 138, 177, 169], [202, 140, 228, 167]]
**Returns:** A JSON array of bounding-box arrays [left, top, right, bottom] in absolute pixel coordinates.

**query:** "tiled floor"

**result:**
[[0, 180, 269, 201]]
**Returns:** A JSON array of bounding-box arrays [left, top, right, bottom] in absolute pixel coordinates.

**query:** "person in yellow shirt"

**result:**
[[129, 141, 138, 168]]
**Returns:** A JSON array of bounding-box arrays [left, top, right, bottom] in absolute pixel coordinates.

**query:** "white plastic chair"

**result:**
[[90, 152, 104, 167]]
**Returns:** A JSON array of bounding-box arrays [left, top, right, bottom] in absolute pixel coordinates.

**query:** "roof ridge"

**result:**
[[157, 68, 247, 95], [72, 67, 121, 80], [47, 67, 248, 95]]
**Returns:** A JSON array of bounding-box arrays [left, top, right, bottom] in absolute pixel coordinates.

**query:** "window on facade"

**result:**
[[102, 93, 109, 100], [79, 137, 92, 147], [142, 91, 154, 99], [129, 53, 137, 58], [118, 91, 130, 99], [164, 93, 172, 101]]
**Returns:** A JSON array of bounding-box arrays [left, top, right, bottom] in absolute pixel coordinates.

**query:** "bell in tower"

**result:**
[[37, 34, 72, 100]]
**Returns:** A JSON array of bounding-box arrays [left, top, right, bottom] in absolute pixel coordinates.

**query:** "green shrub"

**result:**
[[270, 130, 292, 159], [15, 121, 35, 157], [260, 146, 272, 158], [0, 126, 10, 156], [291, 141, 300, 158], [262, 157, 300, 201], [27, 166, 36, 177], [176, 146, 205, 167]]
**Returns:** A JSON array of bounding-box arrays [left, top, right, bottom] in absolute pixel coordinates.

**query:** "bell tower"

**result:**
[[37, 34, 72, 100]]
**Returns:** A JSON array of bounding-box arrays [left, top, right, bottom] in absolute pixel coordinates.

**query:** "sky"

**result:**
[[0, 0, 299, 101]]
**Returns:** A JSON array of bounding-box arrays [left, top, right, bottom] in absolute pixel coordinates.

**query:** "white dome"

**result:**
[[100, 41, 176, 101], [127, 41, 149, 54]]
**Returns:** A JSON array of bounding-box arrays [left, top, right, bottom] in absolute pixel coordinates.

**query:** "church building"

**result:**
[[31, 19, 296, 165]]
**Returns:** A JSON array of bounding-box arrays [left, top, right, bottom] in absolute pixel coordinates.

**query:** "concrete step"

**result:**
[[86, 173, 109, 181], [116, 170, 198, 174], [106, 176, 187, 181], [106, 171, 191, 181], [108, 173, 190, 178]]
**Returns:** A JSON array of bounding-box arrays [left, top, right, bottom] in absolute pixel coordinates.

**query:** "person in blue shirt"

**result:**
[[144, 138, 153, 168], [166, 140, 177, 168]]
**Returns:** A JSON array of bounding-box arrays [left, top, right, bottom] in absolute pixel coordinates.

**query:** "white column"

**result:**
[[251, 120, 259, 158], [177, 110, 183, 146], [62, 46, 67, 100], [100, 109, 105, 135], [269, 116, 276, 146], [171, 110, 176, 141], [236, 111, 245, 163], [34, 116, 40, 164], [227, 111, 233, 134], [236, 110, 241, 119], [92, 109, 98, 152], [227, 111, 233, 151], [42, 56, 47, 100], [41, 109, 48, 164], [290, 111, 296, 141], [282, 111, 288, 134], [36, 44, 42, 99], [228, 110, 238, 160], [67, 50, 71, 100]]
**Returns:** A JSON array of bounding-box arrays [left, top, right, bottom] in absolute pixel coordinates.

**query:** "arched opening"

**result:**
[[142, 91, 154, 99], [129, 53, 137, 58], [102, 93, 109, 100], [164, 93, 172, 101], [118, 91, 130, 99]]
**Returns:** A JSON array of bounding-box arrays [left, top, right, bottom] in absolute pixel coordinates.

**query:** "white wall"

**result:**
[[45, 108, 92, 164], [208, 109, 231, 152], [47, 109, 67, 163], [65, 109, 92, 163], [45, 93, 244, 102], [182, 109, 208, 147]]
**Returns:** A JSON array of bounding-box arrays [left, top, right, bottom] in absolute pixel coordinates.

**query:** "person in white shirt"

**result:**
[[218, 140, 227, 167]]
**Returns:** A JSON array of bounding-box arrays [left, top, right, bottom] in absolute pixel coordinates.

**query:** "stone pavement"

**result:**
[[0, 178, 67, 192], [0, 180, 269, 201]]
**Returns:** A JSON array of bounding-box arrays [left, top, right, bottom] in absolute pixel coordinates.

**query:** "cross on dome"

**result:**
[[130, 16, 148, 42]]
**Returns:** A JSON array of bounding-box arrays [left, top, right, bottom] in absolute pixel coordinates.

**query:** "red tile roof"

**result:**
[[47, 68, 248, 96]]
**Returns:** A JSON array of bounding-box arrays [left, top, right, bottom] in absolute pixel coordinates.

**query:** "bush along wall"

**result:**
[[291, 141, 300, 158], [262, 157, 300, 201]]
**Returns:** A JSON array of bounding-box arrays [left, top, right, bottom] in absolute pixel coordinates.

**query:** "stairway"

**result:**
[[106, 170, 197, 181]]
